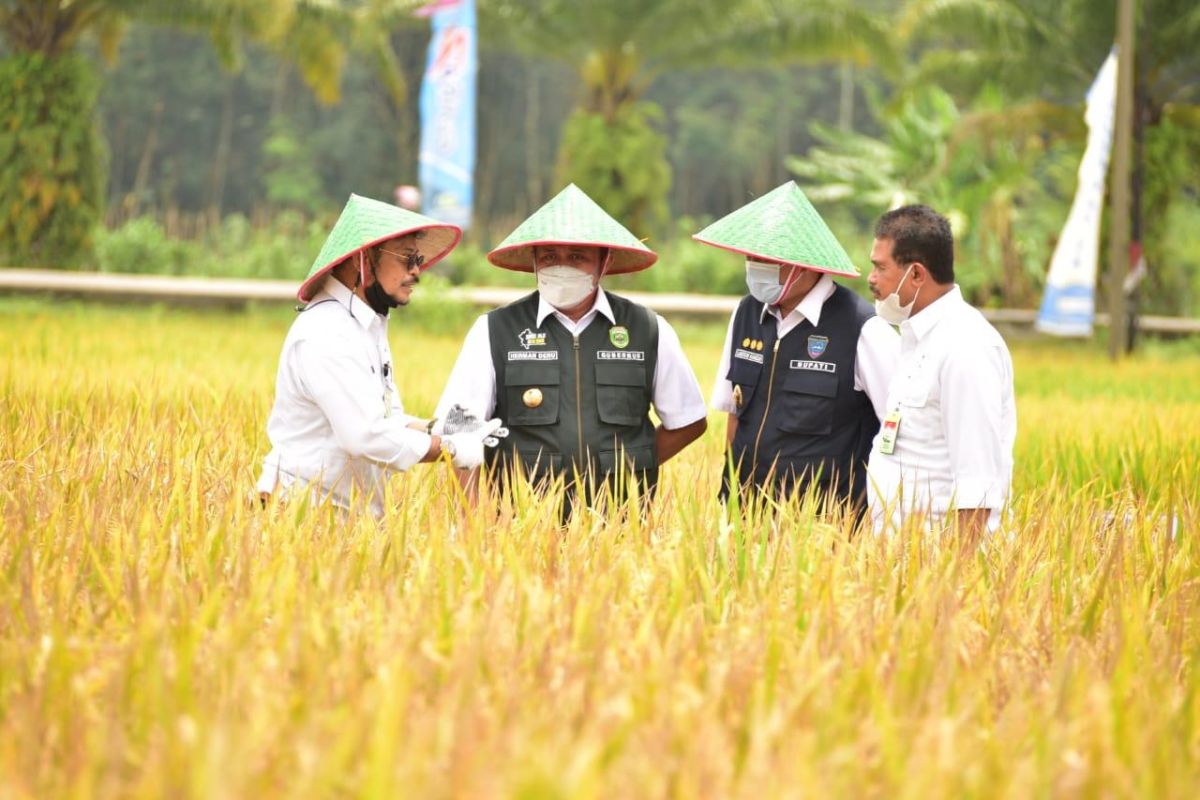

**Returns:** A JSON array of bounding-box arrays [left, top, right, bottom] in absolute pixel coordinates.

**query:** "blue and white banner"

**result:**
[[418, 0, 476, 229], [1036, 50, 1118, 336]]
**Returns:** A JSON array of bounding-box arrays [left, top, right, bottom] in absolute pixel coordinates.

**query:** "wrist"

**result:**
[[425, 417, 437, 435]]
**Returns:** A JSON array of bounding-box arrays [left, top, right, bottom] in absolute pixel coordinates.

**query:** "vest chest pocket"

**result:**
[[503, 363, 560, 426], [595, 362, 649, 428], [777, 369, 838, 436], [727, 359, 762, 419]]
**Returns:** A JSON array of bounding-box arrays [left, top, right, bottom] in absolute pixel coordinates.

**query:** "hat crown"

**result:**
[[488, 184, 656, 274], [693, 181, 859, 278], [299, 193, 461, 302]]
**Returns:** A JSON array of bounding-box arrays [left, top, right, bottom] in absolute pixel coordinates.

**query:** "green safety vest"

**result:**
[[485, 291, 660, 494]]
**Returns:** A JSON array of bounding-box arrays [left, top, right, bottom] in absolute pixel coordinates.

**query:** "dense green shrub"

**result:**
[[0, 54, 103, 268]]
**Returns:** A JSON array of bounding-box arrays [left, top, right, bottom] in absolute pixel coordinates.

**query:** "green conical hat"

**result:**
[[298, 193, 462, 302], [488, 184, 656, 274], [692, 181, 859, 278]]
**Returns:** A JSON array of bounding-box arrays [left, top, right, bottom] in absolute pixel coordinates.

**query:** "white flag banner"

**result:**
[[1036, 50, 1118, 336]]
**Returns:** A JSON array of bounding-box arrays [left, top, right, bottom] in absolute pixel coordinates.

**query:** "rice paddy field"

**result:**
[[2, 296, 1199, 798]]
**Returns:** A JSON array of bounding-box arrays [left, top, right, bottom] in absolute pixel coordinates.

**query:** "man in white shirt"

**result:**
[[436, 184, 708, 510], [257, 194, 504, 517], [865, 204, 1016, 542], [695, 182, 898, 511]]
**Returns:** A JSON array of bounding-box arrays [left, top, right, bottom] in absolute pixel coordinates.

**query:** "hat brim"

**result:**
[[298, 224, 461, 302], [488, 238, 657, 275], [691, 234, 861, 278]]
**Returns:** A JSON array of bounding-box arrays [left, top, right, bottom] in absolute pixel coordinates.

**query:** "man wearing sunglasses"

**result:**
[[256, 194, 505, 517]]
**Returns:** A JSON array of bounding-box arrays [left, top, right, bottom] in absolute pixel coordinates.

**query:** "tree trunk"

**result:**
[[126, 98, 164, 220], [205, 80, 236, 224]]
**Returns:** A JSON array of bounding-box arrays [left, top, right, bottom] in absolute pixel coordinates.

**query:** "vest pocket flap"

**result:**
[[506, 363, 561, 386], [594, 362, 646, 387], [598, 444, 657, 474], [595, 363, 649, 428], [780, 369, 838, 398]]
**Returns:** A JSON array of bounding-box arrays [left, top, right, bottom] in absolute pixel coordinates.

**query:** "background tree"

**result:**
[[480, 0, 893, 237], [0, 0, 418, 266], [900, 0, 1200, 314]]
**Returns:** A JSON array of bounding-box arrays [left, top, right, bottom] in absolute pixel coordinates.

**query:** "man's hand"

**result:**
[[442, 418, 505, 469]]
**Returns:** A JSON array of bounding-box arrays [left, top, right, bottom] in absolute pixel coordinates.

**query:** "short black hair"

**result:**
[[874, 205, 954, 284]]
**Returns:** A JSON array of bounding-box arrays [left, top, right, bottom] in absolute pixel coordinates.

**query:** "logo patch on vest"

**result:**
[[609, 326, 630, 348], [734, 348, 764, 364], [741, 337, 765, 351], [508, 350, 559, 361], [789, 359, 836, 373], [597, 350, 644, 361], [518, 328, 547, 350], [807, 335, 829, 358]]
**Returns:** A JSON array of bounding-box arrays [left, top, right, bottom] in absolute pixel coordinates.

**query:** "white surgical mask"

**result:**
[[745, 260, 784, 306], [537, 265, 595, 309], [874, 265, 919, 325]]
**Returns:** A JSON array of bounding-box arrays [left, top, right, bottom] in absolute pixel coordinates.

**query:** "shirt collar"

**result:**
[[759, 273, 835, 326], [536, 287, 615, 328], [902, 284, 963, 340], [319, 274, 381, 330]]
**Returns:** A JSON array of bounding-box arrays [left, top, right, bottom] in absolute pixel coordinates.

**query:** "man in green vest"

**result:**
[[436, 184, 708, 510]]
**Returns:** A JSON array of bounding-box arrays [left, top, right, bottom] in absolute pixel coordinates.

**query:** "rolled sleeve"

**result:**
[[939, 343, 1009, 510], [709, 311, 738, 414], [295, 338, 432, 471], [652, 315, 708, 429], [435, 315, 497, 422], [855, 316, 899, 421]]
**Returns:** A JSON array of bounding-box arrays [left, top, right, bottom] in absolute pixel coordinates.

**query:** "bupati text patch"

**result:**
[[789, 359, 836, 373]]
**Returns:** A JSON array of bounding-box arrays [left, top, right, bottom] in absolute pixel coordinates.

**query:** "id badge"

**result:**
[[879, 410, 901, 455]]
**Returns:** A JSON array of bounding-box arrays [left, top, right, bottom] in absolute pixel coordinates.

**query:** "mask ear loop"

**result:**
[[773, 263, 807, 307]]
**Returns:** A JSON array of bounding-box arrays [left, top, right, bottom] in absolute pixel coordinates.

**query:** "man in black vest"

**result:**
[[436, 184, 708, 511], [694, 182, 897, 511]]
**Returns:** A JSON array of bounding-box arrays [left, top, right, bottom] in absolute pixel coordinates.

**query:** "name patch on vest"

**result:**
[[508, 350, 560, 361], [789, 359, 837, 373], [734, 348, 764, 364], [597, 350, 644, 361]]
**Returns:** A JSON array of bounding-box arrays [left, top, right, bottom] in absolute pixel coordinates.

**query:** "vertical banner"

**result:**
[[1036, 50, 1118, 336], [418, 0, 476, 229]]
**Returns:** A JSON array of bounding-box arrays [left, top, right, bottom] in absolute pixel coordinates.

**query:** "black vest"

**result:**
[[486, 291, 660, 493], [724, 284, 879, 506]]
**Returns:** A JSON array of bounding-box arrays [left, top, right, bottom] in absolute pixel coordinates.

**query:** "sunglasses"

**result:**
[[379, 247, 426, 270]]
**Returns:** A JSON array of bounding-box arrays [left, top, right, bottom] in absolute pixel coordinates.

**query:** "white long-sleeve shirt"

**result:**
[[256, 277, 433, 516], [866, 285, 1016, 533]]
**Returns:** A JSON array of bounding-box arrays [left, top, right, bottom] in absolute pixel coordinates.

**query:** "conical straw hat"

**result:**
[[488, 184, 656, 274], [298, 193, 462, 302], [692, 181, 859, 278]]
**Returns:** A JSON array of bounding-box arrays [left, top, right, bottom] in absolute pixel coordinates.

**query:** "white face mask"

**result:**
[[537, 265, 595, 309], [874, 265, 920, 325], [745, 260, 784, 306]]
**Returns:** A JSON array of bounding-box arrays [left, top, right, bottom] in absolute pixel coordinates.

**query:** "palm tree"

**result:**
[[480, 0, 895, 235], [0, 0, 420, 266], [899, 0, 1200, 314]]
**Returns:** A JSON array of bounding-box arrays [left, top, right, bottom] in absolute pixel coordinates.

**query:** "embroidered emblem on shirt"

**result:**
[[519, 328, 547, 349], [741, 337, 765, 352], [734, 348, 764, 364], [508, 350, 559, 361], [789, 359, 836, 373], [597, 350, 644, 361], [807, 335, 829, 359], [609, 326, 630, 348]]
